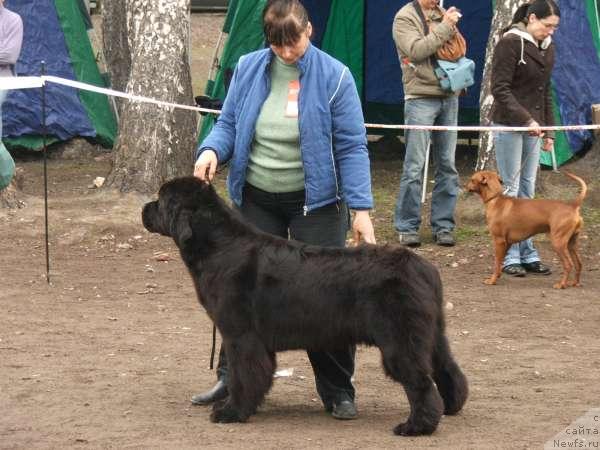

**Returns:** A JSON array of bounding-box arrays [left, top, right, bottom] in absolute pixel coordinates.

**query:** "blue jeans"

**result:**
[[494, 127, 541, 267], [394, 97, 459, 234]]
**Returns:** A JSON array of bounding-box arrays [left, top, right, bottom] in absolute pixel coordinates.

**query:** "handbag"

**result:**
[[434, 57, 476, 92], [433, 23, 467, 62], [412, 0, 475, 92]]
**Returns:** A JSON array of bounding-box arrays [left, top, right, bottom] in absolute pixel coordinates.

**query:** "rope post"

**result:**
[[41, 62, 51, 284], [550, 146, 558, 172]]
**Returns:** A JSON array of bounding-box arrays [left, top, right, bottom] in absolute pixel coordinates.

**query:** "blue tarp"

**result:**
[[552, 0, 600, 152], [302, 0, 332, 49], [2, 0, 95, 140]]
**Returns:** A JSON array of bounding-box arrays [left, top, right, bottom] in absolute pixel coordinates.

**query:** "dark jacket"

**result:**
[[491, 24, 555, 138]]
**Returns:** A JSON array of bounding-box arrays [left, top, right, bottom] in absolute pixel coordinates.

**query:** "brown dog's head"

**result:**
[[465, 171, 503, 199]]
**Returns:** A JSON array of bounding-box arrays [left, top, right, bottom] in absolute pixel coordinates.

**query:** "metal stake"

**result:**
[[41, 61, 50, 284]]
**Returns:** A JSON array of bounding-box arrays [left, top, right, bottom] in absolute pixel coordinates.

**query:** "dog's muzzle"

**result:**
[[142, 201, 160, 233]]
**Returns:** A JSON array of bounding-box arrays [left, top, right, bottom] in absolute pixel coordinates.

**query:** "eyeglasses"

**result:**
[[539, 20, 559, 30]]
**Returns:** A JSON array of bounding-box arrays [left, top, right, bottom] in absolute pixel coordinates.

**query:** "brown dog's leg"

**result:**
[[551, 237, 573, 289], [568, 233, 582, 287], [485, 239, 508, 285]]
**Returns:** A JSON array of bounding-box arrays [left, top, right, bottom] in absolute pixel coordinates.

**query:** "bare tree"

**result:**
[[101, 0, 131, 114], [477, 1, 522, 170], [104, 0, 198, 194]]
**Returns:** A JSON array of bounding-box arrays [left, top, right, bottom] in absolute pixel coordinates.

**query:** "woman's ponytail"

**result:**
[[502, 1, 560, 33], [511, 3, 531, 25]]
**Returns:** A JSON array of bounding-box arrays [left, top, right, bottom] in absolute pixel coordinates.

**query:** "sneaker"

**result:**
[[502, 264, 526, 277], [522, 261, 552, 275], [398, 232, 421, 247], [434, 230, 456, 247]]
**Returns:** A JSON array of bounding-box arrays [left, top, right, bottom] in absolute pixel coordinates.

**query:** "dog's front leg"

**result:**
[[485, 239, 508, 285], [210, 334, 275, 423]]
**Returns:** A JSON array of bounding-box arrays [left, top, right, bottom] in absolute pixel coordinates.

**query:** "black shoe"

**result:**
[[522, 261, 552, 275], [502, 264, 526, 277], [434, 230, 456, 247], [191, 380, 228, 405], [330, 400, 357, 420], [398, 232, 421, 248]]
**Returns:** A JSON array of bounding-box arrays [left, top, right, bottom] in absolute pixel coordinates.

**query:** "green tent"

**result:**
[[3, 0, 117, 150]]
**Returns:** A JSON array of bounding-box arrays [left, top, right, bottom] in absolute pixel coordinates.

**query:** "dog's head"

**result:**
[[465, 171, 503, 197], [142, 177, 221, 247]]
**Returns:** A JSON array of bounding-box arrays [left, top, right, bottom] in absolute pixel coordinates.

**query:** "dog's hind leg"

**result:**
[[380, 344, 444, 436], [210, 333, 275, 423], [567, 232, 582, 287], [432, 332, 468, 415], [551, 236, 573, 289]]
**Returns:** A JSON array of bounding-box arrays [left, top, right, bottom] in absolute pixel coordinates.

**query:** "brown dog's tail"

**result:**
[[563, 172, 587, 207]]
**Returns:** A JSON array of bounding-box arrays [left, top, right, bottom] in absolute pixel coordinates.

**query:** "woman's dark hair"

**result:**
[[511, 0, 561, 25], [262, 0, 309, 46]]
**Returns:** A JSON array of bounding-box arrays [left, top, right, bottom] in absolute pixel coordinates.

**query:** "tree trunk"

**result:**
[[105, 0, 198, 194], [102, 0, 131, 115], [477, 1, 522, 170]]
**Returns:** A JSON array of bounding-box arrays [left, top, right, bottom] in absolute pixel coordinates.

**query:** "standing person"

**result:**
[[0, 0, 23, 189], [192, 0, 375, 420], [491, 0, 560, 277], [392, 0, 462, 248]]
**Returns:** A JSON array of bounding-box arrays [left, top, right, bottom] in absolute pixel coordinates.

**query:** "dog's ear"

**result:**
[[171, 211, 194, 247], [479, 174, 488, 185]]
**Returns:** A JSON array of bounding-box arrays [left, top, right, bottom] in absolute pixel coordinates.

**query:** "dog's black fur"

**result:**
[[142, 177, 468, 436]]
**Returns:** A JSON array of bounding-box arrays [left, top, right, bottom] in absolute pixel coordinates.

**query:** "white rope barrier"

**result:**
[[2, 75, 599, 133]]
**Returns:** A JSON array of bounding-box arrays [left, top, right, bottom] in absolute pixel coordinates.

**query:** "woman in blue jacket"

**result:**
[[192, 0, 375, 420]]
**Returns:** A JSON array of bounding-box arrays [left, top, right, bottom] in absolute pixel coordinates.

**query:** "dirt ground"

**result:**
[[1, 150, 599, 449], [2, 11, 600, 450]]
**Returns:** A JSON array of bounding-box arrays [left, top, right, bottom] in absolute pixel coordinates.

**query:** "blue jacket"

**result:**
[[196, 44, 373, 212]]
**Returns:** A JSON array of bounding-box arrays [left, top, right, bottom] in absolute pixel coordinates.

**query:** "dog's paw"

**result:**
[[483, 278, 497, 285], [393, 420, 436, 436], [553, 282, 567, 289], [210, 404, 246, 423]]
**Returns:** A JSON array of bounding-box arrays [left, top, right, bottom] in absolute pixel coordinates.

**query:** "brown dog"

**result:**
[[466, 170, 586, 289]]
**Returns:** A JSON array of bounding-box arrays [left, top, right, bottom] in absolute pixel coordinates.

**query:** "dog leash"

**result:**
[[209, 325, 217, 370]]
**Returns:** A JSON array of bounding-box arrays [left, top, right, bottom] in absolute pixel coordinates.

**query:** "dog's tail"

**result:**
[[564, 171, 587, 208], [432, 280, 469, 415]]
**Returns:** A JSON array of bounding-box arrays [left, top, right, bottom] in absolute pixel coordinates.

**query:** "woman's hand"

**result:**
[[442, 7, 461, 27], [542, 137, 554, 152], [194, 149, 218, 182], [527, 120, 544, 137], [352, 210, 376, 245]]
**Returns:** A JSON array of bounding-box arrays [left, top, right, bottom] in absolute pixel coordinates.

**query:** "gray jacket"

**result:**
[[392, 2, 456, 99]]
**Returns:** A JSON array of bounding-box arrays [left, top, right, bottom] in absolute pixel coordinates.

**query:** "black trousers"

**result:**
[[215, 183, 356, 405]]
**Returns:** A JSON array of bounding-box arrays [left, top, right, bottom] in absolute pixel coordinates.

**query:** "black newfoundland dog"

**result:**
[[142, 177, 468, 436]]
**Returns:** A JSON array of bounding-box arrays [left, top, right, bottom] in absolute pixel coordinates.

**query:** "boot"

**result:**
[[190, 379, 228, 405]]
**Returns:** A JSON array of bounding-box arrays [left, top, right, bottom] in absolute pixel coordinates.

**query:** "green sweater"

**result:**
[[246, 56, 305, 193]]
